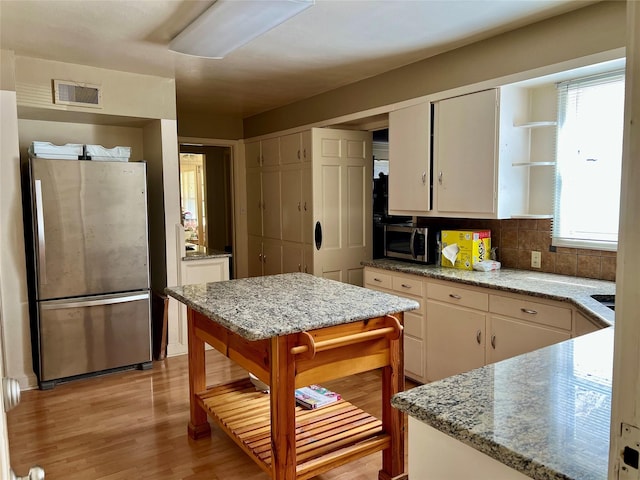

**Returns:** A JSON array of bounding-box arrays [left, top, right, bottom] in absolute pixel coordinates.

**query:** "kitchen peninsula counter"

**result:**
[[166, 273, 418, 480], [392, 328, 613, 480], [362, 260, 616, 479], [363, 259, 615, 327]]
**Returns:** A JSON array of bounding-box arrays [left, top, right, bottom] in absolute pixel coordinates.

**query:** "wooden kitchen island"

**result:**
[[165, 273, 418, 480]]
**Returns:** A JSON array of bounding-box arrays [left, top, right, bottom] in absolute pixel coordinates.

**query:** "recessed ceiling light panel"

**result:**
[[169, 0, 314, 59]]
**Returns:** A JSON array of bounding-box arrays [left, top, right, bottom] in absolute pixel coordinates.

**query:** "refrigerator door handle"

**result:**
[[34, 180, 47, 284], [40, 292, 150, 310]]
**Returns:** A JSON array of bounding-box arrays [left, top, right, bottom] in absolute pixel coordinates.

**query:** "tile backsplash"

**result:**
[[415, 217, 616, 281]]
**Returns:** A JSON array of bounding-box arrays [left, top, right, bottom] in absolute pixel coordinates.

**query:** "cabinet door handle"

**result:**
[[263, 255, 266, 263], [449, 293, 462, 300], [476, 330, 482, 344], [421, 171, 427, 185], [373, 277, 382, 282], [298, 202, 301, 211], [304, 201, 308, 211], [521, 308, 538, 315], [438, 171, 443, 185], [298, 264, 302, 272], [258, 253, 263, 262], [297, 150, 301, 160], [491, 335, 496, 349], [401, 283, 412, 289], [304, 265, 308, 273]]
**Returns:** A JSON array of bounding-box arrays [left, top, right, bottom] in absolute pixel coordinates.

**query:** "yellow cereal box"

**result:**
[[441, 230, 491, 270]]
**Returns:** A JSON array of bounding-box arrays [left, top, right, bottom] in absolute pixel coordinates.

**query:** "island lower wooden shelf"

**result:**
[[198, 378, 389, 480]]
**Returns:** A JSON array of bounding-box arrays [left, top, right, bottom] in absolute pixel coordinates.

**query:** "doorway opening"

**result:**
[[178, 144, 234, 267]]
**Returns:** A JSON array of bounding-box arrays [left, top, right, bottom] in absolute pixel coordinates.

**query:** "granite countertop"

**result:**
[[363, 259, 615, 327], [165, 272, 419, 341], [366, 258, 616, 479], [392, 327, 614, 480], [182, 245, 232, 261]]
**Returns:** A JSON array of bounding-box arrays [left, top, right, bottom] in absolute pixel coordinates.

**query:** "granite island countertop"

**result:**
[[165, 272, 419, 341], [363, 259, 615, 327], [392, 327, 614, 480]]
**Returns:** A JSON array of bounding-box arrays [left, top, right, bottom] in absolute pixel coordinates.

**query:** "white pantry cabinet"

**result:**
[[246, 128, 370, 283]]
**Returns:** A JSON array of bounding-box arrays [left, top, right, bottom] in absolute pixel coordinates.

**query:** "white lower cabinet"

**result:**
[[409, 418, 530, 480], [366, 268, 601, 383], [364, 268, 426, 383], [426, 299, 486, 382], [427, 280, 575, 381]]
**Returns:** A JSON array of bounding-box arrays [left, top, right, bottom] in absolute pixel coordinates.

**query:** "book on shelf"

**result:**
[[295, 385, 341, 409]]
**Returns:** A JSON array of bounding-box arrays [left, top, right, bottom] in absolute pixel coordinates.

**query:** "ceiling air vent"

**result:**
[[53, 80, 102, 108]]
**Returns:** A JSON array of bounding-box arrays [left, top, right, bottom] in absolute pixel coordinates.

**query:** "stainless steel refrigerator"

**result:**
[[25, 157, 152, 389]]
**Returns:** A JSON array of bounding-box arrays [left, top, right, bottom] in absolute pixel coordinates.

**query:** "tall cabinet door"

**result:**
[[261, 169, 281, 239], [434, 89, 498, 215], [281, 166, 302, 242], [311, 128, 372, 286], [246, 169, 263, 237]]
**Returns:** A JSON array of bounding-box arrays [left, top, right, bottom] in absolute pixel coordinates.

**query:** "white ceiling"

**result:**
[[0, 0, 595, 119]]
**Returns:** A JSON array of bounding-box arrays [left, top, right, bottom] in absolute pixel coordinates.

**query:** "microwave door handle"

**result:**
[[410, 230, 417, 259]]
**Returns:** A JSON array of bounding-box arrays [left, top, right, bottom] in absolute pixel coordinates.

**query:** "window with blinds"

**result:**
[[553, 69, 625, 251]]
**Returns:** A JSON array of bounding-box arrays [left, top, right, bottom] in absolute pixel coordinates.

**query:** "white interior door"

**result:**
[[0, 275, 44, 479], [311, 128, 372, 286]]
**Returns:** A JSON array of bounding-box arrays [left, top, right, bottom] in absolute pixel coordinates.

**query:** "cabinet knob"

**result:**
[[258, 253, 263, 262], [491, 335, 496, 349], [476, 330, 482, 345], [521, 308, 538, 315]]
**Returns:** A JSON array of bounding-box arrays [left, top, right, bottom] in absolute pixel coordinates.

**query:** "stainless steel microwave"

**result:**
[[383, 225, 430, 263]]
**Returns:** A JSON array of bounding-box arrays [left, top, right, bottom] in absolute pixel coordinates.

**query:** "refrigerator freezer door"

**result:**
[[38, 292, 151, 382], [31, 158, 150, 300]]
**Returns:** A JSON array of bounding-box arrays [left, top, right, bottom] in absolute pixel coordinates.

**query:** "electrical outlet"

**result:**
[[531, 251, 541, 269]]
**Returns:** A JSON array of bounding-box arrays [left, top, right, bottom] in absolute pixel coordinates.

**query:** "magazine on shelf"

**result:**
[[295, 384, 341, 409]]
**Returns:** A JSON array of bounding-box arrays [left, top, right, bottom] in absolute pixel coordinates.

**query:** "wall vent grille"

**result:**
[[53, 80, 102, 108]]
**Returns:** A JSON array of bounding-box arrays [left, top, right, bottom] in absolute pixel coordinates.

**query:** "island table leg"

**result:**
[[187, 308, 211, 439], [270, 335, 297, 480], [379, 311, 407, 480]]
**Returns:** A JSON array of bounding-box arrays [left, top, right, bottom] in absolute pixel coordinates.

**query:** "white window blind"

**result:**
[[553, 70, 625, 251]]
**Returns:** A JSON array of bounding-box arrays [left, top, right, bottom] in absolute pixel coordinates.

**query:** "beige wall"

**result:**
[[14, 56, 176, 121], [0, 49, 15, 91], [177, 107, 243, 140], [244, 1, 626, 137]]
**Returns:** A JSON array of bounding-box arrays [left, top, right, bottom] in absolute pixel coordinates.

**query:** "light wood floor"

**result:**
[[8, 350, 416, 479]]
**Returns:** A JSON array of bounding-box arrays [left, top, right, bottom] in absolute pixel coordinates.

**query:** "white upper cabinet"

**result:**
[[386, 85, 554, 219], [434, 89, 500, 216], [388, 102, 431, 215]]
